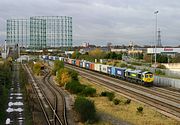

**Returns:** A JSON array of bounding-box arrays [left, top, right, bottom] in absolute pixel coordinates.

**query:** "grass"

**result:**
[[79, 76, 179, 125]]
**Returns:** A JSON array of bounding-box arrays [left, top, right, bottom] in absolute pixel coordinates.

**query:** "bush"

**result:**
[[81, 87, 96, 97], [107, 92, 115, 101], [68, 69, 79, 80], [65, 80, 86, 94], [113, 98, 120, 105], [120, 63, 127, 67], [155, 69, 165, 75], [100, 91, 108, 96], [100, 91, 115, 101], [52, 60, 64, 75], [137, 106, 143, 113], [74, 96, 96, 123], [124, 99, 131, 104]]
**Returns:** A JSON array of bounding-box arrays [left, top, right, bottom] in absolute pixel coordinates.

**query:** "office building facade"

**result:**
[[6, 16, 72, 49]]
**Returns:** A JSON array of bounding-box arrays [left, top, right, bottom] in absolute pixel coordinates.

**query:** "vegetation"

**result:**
[[52, 60, 64, 75], [33, 62, 42, 75], [105, 52, 122, 60], [0, 60, 12, 124], [172, 54, 180, 63], [137, 106, 143, 113], [74, 96, 96, 123], [81, 87, 96, 97], [113, 98, 120, 105], [71, 50, 81, 59], [100, 91, 115, 101], [155, 69, 165, 75], [65, 80, 85, 94], [56, 68, 72, 86], [79, 76, 179, 125], [124, 99, 131, 104]]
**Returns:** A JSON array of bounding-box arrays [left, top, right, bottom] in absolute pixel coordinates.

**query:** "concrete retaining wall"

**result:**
[[154, 76, 180, 89]]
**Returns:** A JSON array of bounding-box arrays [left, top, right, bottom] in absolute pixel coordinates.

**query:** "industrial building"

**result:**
[[147, 48, 180, 56], [6, 16, 72, 49]]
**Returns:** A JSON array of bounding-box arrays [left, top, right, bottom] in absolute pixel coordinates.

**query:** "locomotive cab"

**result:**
[[142, 71, 154, 86]]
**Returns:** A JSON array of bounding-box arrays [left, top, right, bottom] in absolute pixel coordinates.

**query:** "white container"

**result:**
[[95, 63, 101, 72], [101, 64, 108, 74]]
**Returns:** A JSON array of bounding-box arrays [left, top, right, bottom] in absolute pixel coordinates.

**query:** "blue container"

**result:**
[[85, 62, 90, 69], [111, 67, 116, 76], [80, 61, 83, 67], [107, 67, 112, 74], [72, 60, 76, 65], [115, 68, 126, 78]]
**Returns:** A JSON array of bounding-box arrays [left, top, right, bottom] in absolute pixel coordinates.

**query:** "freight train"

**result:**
[[42, 55, 154, 86]]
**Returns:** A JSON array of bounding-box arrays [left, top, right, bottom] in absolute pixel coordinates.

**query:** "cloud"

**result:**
[[0, 0, 180, 46]]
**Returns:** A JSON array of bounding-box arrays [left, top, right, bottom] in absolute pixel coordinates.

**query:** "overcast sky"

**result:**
[[0, 0, 180, 46]]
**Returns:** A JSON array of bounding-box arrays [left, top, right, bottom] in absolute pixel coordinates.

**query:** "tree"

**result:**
[[71, 50, 81, 59], [33, 62, 41, 75], [143, 54, 152, 63], [56, 68, 71, 86], [74, 96, 96, 122], [172, 54, 180, 63], [52, 60, 64, 75], [89, 48, 106, 59]]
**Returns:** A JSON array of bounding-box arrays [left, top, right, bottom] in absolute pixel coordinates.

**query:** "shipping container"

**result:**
[[42, 55, 48, 60], [59, 57, 64, 61], [90, 63, 95, 70], [80, 61, 83, 67], [115, 67, 126, 79], [76, 60, 80, 66], [72, 59, 76, 65], [111, 66, 116, 76], [85, 62, 90, 69], [94, 63, 101, 72], [107, 66, 112, 75], [101, 64, 108, 74]]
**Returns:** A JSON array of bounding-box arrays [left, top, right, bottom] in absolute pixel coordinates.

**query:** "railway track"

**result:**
[[65, 64, 180, 121], [43, 70, 68, 125], [24, 64, 67, 125]]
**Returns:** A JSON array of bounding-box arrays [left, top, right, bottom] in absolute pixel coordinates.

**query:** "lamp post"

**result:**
[[154, 10, 159, 68]]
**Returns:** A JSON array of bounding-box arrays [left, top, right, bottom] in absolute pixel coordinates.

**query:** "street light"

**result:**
[[154, 10, 159, 67]]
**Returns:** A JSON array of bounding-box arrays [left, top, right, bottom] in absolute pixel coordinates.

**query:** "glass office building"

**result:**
[[6, 16, 72, 49]]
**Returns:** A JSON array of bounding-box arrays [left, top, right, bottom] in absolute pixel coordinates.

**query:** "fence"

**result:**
[[154, 76, 180, 89]]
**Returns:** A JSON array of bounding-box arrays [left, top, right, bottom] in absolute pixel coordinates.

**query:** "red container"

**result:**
[[76, 60, 80, 66], [90, 63, 95, 70]]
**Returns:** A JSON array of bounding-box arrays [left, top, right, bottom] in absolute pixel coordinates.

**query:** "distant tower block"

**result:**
[[157, 28, 162, 47]]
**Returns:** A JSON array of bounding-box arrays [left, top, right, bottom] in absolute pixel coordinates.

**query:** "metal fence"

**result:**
[[154, 76, 180, 89]]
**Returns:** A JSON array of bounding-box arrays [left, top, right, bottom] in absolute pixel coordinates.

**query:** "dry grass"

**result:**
[[79, 76, 179, 125]]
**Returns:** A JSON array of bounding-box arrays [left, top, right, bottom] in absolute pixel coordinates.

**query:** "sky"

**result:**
[[0, 0, 180, 46]]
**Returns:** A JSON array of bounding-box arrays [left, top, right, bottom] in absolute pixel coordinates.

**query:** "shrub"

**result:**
[[100, 91, 115, 101], [81, 87, 96, 97], [56, 68, 71, 86], [107, 92, 115, 101], [65, 80, 86, 94], [100, 91, 108, 96], [155, 69, 165, 75], [68, 69, 79, 80], [124, 99, 131, 104], [74, 96, 96, 122], [120, 63, 127, 67], [113, 98, 120, 105], [137, 106, 143, 113], [52, 60, 64, 75]]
